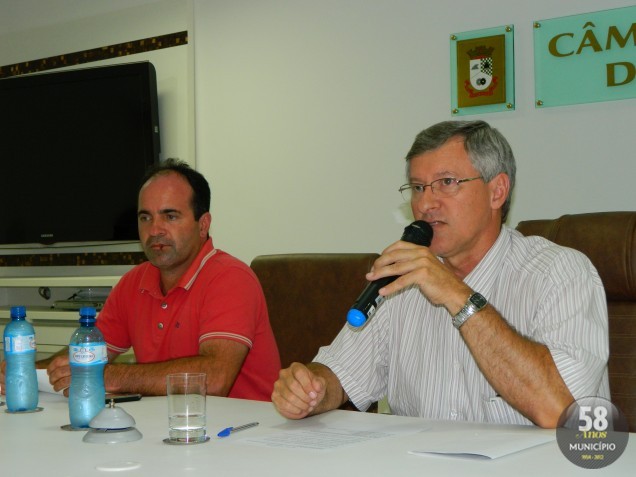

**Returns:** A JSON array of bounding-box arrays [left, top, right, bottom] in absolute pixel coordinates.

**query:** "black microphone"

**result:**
[[346, 220, 433, 328]]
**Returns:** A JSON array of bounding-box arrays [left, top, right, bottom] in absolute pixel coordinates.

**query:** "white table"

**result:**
[[2, 393, 634, 476]]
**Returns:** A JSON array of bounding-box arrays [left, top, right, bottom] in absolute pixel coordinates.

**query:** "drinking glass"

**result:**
[[165, 373, 208, 444]]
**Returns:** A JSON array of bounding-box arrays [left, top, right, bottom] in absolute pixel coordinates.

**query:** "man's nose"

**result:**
[[143, 217, 166, 236], [412, 186, 438, 215]]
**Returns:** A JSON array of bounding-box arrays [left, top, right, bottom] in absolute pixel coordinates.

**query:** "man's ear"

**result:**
[[199, 212, 212, 238], [489, 173, 510, 211]]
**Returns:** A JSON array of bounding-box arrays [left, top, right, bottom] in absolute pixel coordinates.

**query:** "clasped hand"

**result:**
[[0, 354, 70, 397], [271, 363, 327, 419], [44, 355, 72, 397]]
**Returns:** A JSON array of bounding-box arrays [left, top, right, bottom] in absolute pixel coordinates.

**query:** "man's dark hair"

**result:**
[[141, 158, 211, 220]]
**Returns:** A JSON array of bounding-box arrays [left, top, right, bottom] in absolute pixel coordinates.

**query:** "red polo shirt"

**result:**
[[96, 238, 280, 401]]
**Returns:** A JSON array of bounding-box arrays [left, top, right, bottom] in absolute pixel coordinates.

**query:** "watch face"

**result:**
[[470, 293, 487, 309]]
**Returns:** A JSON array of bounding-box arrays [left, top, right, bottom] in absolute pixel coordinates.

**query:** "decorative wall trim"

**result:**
[[0, 252, 147, 267], [0, 30, 188, 79]]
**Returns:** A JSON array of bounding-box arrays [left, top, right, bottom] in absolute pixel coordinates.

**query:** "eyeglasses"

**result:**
[[398, 176, 483, 201]]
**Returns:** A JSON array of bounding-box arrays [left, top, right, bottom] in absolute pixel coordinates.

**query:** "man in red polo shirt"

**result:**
[[42, 159, 280, 401]]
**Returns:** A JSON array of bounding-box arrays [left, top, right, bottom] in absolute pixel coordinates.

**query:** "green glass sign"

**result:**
[[534, 5, 636, 108]]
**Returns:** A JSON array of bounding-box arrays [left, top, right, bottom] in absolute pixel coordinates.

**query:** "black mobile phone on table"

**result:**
[[105, 393, 142, 404]]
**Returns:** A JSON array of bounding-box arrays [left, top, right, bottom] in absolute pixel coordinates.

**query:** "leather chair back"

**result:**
[[516, 212, 636, 431], [251, 253, 378, 369]]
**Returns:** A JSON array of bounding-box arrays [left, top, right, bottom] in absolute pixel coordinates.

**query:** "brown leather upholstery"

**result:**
[[251, 253, 378, 369], [516, 212, 636, 431]]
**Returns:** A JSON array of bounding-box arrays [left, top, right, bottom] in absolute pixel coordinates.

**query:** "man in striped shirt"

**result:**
[[272, 120, 609, 427]]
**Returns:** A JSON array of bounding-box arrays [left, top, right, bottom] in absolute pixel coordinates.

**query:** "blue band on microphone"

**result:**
[[347, 308, 367, 328]]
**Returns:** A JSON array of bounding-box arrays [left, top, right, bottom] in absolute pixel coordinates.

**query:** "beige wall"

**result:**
[[2, 0, 635, 264], [193, 0, 636, 264]]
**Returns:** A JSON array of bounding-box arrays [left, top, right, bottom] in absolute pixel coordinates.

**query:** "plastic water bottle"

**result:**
[[68, 306, 107, 428], [3, 305, 38, 412]]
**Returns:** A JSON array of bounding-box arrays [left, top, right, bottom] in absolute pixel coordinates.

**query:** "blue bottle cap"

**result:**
[[10, 305, 26, 319], [346, 308, 367, 328], [78, 306, 97, 324], [79, 306, 97, 317]]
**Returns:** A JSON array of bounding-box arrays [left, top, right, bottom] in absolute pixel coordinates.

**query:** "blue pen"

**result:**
[[217, 421, 259, 438]]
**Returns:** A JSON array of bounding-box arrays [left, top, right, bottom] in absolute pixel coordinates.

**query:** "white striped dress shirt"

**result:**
[[315, 226, 610, 425]]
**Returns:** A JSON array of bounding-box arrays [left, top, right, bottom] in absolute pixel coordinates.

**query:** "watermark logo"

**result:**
[[556, 396, 629, 469]]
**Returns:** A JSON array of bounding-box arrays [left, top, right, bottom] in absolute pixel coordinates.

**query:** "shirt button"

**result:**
[[158, 323, 164, 329], [161, 302, 168, 309]]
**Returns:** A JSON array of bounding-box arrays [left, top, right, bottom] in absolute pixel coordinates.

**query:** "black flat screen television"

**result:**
[[0, 61, 160, 246]]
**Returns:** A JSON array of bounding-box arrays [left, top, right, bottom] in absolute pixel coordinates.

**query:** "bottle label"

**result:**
[[4, 334, 36, 354], [70, 343, 108, 366]]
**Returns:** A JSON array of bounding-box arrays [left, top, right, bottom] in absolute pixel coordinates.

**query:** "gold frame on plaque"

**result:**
[[450, 25, 515, 116]]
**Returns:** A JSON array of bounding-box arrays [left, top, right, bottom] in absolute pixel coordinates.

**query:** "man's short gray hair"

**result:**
[[405, 120, 516, 222]]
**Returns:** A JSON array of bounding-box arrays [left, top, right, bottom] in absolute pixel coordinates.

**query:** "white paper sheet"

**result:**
[[238, 411, 429, 451], [408, 429, 555, 459]]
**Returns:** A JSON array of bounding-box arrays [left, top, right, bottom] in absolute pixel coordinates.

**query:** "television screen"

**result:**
[[0, 61, 160, 246]]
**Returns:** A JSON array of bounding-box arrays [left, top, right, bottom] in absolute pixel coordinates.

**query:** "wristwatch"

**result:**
[[452, 292, 487, 329]]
